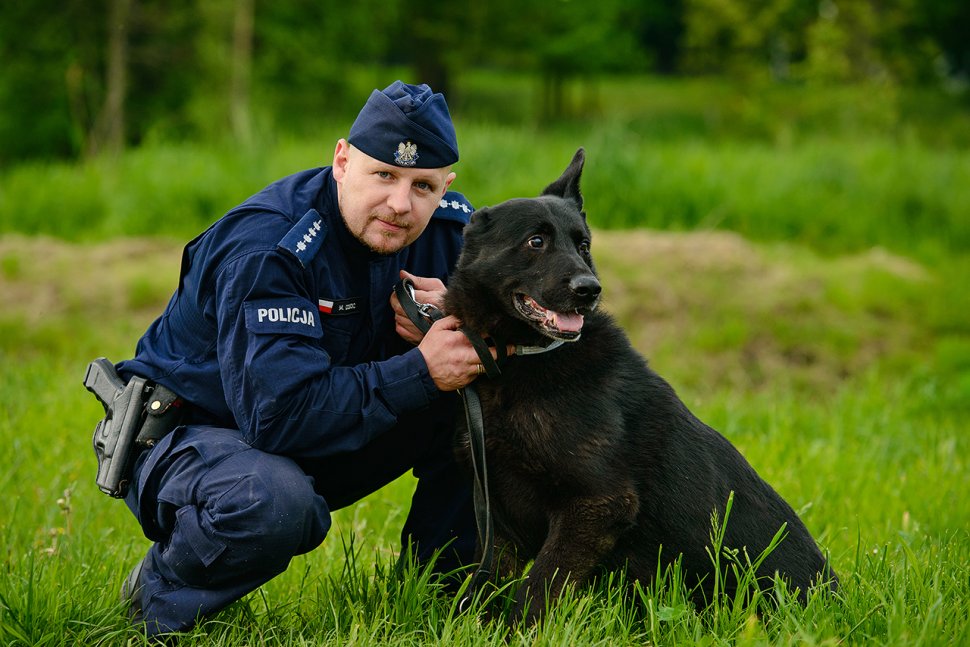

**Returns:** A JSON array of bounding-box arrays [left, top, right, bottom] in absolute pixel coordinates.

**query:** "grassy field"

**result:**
[[0, 78, 968, 644], [1, 228, 966, 644]]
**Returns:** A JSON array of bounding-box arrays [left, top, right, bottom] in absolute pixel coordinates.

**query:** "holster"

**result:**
[[83, 358, 186, 498]]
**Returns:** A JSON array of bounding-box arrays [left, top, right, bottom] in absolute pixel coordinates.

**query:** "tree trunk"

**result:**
[[230, 0, 254, 144], [91, 0, 132, 156], [541, 72, 566, 121]]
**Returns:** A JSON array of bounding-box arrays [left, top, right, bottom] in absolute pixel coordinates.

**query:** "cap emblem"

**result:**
[[394, 141, 419, 167]]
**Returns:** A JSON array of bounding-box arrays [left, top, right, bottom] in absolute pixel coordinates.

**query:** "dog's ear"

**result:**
[[540, 147, 585, 210], [468, 205, 490, 228], [464, 206, 491, 239]]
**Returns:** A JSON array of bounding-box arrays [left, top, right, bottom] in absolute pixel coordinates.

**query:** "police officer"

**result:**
[[113, 81, 491, 636]]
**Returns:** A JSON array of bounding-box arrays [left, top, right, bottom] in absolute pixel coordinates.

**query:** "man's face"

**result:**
[[332, 140, 456, 255]]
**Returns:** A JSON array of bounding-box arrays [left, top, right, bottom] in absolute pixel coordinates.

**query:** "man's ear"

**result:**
[[332, 139, 350, 182], [540, 147, 585, 210], [442, 171, 456, 196]]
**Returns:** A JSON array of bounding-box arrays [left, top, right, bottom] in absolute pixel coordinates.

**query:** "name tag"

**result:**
[[318, 297, 363, 316]]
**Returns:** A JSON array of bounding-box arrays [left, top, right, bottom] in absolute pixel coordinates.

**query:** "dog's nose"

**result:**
[[569, 275, 601, 301]]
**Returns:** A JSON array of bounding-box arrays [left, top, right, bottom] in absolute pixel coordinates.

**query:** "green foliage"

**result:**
[[2, 2, 968, 163], [2, 96, 967, 259], [682, 0, 956, 85]]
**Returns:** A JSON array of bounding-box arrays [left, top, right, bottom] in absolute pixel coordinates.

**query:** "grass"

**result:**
[[2, 132, 968, 262], [0, 228, 967, 645], [0, 76, 967, 644]]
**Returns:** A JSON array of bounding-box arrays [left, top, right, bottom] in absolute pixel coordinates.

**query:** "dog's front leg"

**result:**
[[492, 533, 529, 581], [513, 490, 639, 625]]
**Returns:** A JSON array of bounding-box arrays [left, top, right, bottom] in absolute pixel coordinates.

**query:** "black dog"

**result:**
[[445, 148, 837, 623]]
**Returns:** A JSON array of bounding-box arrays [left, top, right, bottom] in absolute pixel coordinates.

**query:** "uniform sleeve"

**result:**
[[213, 247, 439, 458]]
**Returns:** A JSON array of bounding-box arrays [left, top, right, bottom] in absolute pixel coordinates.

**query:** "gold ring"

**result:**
[[477, 363, 485, 375]]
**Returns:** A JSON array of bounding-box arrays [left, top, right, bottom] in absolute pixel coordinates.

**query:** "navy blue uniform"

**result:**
[[118, 167, 476, 634]]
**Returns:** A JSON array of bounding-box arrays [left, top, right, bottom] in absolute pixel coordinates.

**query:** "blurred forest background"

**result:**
[[1, 0, 968, 161]]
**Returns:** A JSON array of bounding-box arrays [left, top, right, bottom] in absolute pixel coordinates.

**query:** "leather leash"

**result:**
[[393, 279, 495, 610], [393, 279, 567, 610]]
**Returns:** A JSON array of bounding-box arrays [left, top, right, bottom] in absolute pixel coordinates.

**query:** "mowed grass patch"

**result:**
[[0, 233, 967, 645]]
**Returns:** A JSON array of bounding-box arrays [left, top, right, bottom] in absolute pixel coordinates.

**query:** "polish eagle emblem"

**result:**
[[394, 141, 419, 166]]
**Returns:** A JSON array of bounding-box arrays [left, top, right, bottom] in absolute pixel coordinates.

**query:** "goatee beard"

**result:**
[[359, 213, 410, 255], [359, 234, 399, 256]]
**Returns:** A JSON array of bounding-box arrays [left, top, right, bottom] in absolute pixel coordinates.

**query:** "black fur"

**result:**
[[445, 148, 837, 624]]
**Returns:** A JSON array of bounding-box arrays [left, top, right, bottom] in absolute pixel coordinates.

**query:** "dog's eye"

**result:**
[[579, 241, 591, 255], [527, 236, 545, 249]]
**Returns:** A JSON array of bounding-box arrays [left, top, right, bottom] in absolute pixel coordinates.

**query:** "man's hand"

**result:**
[[417, 315, 496, 391], [391, 270, 447, 345]]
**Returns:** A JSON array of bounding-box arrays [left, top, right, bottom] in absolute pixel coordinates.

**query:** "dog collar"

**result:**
[[393, 278, 567, 379], [515, 339, 566, 355], [466, 333, 568, 379]]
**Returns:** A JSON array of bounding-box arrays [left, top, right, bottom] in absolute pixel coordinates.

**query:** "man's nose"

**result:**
[[386, 182, 412, 215]]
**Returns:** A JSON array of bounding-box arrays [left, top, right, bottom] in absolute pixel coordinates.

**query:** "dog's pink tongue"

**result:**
[[552, 311, 584, 332]]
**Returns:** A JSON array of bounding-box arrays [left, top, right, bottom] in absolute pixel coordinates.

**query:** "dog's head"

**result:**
[[447, 148, 601, 344]]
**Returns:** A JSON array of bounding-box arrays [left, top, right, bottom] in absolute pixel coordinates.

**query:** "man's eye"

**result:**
[[528, 236, 544, 249], [415, 182, 431, 191], [377, 171, 392, 179]]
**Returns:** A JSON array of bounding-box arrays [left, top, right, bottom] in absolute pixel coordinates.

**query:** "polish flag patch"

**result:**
[[318, 296, 363, 316]]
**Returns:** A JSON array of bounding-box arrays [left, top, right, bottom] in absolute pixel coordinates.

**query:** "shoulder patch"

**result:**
[[278, 209, 327, 267], [244, 297, 323, 338], [432, 191, 474, 225]]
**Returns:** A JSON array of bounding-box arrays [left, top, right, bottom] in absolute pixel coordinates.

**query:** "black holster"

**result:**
[[83, 358, 185, 498]]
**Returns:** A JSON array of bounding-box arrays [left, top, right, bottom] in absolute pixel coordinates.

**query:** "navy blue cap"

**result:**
[[348, 81, 459, 169]]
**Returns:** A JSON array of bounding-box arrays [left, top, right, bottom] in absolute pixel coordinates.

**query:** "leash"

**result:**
[[393, 279, 494, 609], [393, 278, 566, 610]]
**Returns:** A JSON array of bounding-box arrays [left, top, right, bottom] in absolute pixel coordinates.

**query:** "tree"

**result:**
[[681, 0, 817, 79], [89, 0, 132, 156], [0, 1, 108, 161], [637, 0, 687, 75], [464, 0, 648, 120], [230, 0, 254, 144]]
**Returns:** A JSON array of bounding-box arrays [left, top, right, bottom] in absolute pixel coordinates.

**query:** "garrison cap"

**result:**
[[348, 81, 459, 169]]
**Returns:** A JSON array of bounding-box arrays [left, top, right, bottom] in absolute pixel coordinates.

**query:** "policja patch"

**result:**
[[243, 297, 323, 337]]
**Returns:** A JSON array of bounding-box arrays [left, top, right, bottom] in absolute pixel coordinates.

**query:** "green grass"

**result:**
[[0, 76, 967, 644], [0, 357, 966, 644], [2, 115, 969, 262], [1, 229, 967, 645]]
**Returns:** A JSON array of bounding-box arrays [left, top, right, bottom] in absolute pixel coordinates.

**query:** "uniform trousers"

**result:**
[[123, 397, 475, 636]]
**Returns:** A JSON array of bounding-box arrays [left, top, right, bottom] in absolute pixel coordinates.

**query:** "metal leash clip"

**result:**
[[395, 278, 444, 333], [405, 280, 440, 320]]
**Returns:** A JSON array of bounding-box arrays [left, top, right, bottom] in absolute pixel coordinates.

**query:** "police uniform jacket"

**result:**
[[119, 167, 472, 459]]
